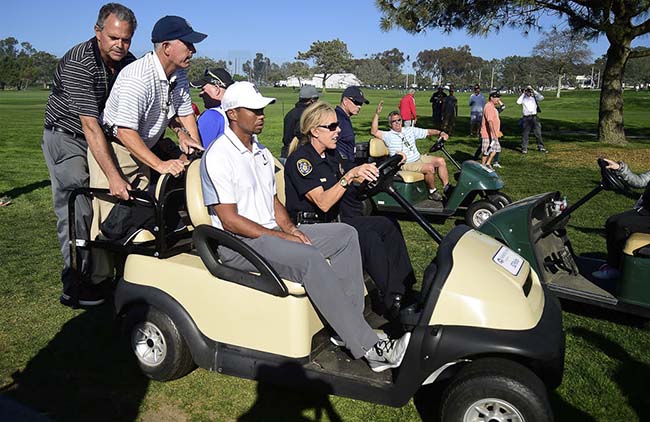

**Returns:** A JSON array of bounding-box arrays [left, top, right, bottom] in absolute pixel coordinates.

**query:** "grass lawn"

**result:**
[[1, 87, 650, 421]]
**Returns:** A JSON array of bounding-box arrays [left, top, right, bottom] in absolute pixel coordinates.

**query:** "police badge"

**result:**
[[297, 158, 312, 176]]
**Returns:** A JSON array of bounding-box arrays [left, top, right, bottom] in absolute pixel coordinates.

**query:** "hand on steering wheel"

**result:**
[[357, 155, 403, 200], [597, 158, 633, 195], [429, 136, 446, 153]]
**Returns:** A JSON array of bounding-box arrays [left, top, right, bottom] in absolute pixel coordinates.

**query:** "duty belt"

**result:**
[[296, 211, 336, 225]]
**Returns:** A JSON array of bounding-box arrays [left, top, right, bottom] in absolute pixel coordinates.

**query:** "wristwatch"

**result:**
[[339, 177, 349, 188]]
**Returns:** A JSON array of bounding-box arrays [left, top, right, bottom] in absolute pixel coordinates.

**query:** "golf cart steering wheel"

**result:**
[[429, 137, 445, 153], [357, 154, 403, 200], [598, 158, 634, 194]]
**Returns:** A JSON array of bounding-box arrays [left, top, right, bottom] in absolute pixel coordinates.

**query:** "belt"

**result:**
[[296, 211, 338, 225], [45, 125, 85, 140]]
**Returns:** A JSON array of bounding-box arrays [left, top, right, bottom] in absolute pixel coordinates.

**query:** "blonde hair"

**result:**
[[288, 101, 336, 156]]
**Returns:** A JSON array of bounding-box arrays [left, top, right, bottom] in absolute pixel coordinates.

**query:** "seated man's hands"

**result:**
[[603, 158, 620, 170], [108, 175, 132, 200], [157, 158, 188, 178], [439, 131, 449, 141]]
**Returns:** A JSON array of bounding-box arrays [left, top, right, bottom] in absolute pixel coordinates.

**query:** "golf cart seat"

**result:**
[[368, 138, 424, 183], [184, 158, 307, 296], [624, 233, 650, 258]]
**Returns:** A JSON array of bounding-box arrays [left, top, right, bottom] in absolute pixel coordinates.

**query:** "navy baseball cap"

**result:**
[[151, 15, 207, 44], [342, 86, 369, 104]]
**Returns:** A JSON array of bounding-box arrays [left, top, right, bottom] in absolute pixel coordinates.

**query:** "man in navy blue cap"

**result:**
[[335, 86, 369, 162], [88, 15, 207, 282]]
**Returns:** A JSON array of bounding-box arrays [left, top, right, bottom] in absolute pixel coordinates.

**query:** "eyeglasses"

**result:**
[[390, 118, 402, 124], [318, 122, 339, 131], [347, 97, 364, 106]]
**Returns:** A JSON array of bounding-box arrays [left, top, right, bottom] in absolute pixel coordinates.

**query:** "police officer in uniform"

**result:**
[[285, 101, 416, 316]]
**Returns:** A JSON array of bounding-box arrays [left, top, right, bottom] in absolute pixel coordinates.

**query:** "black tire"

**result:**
[[440, 358, 553, 422], [465, 200, 498, 229], [488, 192, 512, 209], [123, 305, 195, 381]]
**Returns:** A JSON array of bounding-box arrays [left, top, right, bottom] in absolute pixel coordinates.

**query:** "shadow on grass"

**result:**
[[570, 327, 650, 421], [238, 363, 342, 422], [0, 306, 148, 422], [0, 180, 50, 199]]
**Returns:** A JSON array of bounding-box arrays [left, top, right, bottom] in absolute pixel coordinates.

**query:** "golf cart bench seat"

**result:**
[[185, 158, 306, 296], [368, 138, 425, 183], [624, 233, 650, 257]]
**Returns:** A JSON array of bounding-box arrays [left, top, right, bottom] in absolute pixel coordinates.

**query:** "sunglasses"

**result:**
[[347, 97, 364, 106], [390, 118, 402, 124], [205, 69, 228, 88], [318, 122, 339, 131]]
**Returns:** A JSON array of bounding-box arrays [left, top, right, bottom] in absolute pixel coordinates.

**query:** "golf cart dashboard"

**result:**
[[528, 192, 567, 236]]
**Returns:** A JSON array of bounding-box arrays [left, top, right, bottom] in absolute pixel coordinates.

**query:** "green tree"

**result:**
[[413, 45, 479, 87], [533, 28, 591, 98], [624, 47, 650, 86], [284, 61, 313, 86], [376, 0, 650, 144], [297, 39, 352, 92], [353, 58, 391, 86]]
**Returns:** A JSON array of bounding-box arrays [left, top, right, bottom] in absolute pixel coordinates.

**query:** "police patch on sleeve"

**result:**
[[297, 158, 312, 176]]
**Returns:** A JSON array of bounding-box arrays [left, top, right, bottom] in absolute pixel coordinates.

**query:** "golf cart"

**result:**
[[479, 158, 650, 318], [69, 154, 564, 421], [360, 137, 510, 229]]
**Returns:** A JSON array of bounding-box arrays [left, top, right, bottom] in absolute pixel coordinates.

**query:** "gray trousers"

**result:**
[[41, 128, 92, 291], [521, 115, 544, 150], [219, 223, 379, 359]]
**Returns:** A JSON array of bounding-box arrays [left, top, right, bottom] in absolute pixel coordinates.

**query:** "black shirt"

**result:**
[[281, 101, 309, 158]]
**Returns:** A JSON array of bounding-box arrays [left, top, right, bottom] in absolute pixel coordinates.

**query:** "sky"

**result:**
[[3, 0, 648, 74]]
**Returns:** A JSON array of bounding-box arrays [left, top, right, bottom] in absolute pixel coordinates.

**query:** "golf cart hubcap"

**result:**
[[473, 209, 493, 227], [132, 321, 167, 366], [463, 398, 525, 422]]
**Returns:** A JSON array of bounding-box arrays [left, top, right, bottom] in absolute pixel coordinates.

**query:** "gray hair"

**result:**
[[387, 110, 401, 122], [96, 3, 137, 31]]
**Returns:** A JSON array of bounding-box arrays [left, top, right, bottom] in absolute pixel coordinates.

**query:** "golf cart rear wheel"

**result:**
[[440, 358, 552, 422], [465, 200, 498, 229], [124, 306, 195, 381], [488, 192, 512, 209]]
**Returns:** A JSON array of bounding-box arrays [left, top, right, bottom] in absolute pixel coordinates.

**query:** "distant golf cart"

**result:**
[[358, 138, 510, 229], [480, 158, 650, 318], [68, 155, 564, 421]]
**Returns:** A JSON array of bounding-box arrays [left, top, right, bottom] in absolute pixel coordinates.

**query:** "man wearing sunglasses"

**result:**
[[190, 67, 234, 148], [334, 86, 369, 162], [371, 101, 450, 201]]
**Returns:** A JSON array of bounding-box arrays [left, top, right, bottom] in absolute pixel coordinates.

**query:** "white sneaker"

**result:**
[[492, 162, 502, 168], [592, 264, 620, 280], [364, 332, 411, 372], [330, 330, 388, 347]]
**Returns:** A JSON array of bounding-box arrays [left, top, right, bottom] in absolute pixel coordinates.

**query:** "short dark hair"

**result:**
[[96, 3, 137, 31]]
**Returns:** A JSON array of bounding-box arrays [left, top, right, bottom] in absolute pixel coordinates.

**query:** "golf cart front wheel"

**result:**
[[488, 192, 512, 209], [124, 305, 195, 381], [440, 358, 553, 422], [465, 200, 498, 229]]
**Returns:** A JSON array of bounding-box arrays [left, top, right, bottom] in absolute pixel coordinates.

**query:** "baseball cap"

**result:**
[[221, 82, 276, 111], [299, 85, 321, 99], [474, 84, 481, 89], [489, 91, 502, 98], [190, 68, 234, 89], [342, 86, 369, 105], [151, 15, 207, 44], [525, 85, 533, 90]]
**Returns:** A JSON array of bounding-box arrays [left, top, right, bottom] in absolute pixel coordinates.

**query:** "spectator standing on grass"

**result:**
[[469, 84, 485, 136], [281, 85, 321, 159], [429, 86, 446, 129], [191, 67, 234, 148], [398, 88, 417, 127], [42, 3, 137, 307], [479, 91, 502, 168], [517, 85, 547, 154], [441, 85, 458, 134]]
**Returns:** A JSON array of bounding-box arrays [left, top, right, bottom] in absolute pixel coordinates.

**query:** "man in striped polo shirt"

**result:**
[[90, 15, 206, 282], [42, 3, 137, 307]]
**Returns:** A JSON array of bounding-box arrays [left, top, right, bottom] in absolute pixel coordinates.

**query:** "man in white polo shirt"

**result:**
[[371, 100, 450, 201], [200, 82, 411, 372]]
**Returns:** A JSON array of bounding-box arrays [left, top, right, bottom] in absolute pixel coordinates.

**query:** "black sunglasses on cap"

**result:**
[[318, 122, 339, 131], [347, 97, 364, 106], [205, 69, 228, 88]]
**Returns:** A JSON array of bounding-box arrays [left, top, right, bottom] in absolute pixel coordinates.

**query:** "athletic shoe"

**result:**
[[492, 162, 502, 168], [538, 146, 548, 153], [331, 330, 388, 347], [592, 264, 620, 280], [428, 190, 443, 201], [521, 149, 528, 154], [0, 196, 12, 207], [60, 283, 105, 308], [365, 332, 411, 372]]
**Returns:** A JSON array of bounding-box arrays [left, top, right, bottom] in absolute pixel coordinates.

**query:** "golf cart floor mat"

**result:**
[[307, 343, 393, 387], [547, 272, 618, 305]]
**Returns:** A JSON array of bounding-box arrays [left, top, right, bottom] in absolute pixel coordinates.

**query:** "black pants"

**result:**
[[605, 207, 650, 267], [341, 215, 416, 307]]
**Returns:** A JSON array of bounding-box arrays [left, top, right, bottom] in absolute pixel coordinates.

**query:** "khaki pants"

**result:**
[[88, 142, 150, 282], [402, 155, 436, 173]]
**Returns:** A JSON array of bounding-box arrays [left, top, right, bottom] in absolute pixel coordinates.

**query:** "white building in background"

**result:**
[[277, 73, 363, 89]]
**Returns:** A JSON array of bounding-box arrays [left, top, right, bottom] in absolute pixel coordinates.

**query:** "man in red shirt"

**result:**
[[398, 88, 417, 127]]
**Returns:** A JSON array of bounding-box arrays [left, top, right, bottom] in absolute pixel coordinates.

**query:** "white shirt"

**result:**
[[516, 92, 544, 117], [380, 126, 429, 163], [102, 52, 193, 148], [201, 126, 277, 231]]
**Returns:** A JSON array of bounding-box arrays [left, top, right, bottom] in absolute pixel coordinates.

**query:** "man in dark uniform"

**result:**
[[280, 85, 320, 159], [335, 86, 369, 162], [285, 137, 416, 316], [429, 86, 447, 129], [42, 3, 137, 307]]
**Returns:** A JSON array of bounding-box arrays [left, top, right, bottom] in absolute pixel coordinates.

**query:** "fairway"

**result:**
[[1, 87, 650, 421]]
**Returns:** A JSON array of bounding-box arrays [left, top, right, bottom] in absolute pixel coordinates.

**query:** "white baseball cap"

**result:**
[[221, 81, 276, 111]]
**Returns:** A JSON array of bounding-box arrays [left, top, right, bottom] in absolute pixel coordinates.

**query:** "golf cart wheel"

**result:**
[[465, 200, 498, 229], [488, 192, 512, 209], [440, 358, 552, 422], [124, 305, 195, 381]]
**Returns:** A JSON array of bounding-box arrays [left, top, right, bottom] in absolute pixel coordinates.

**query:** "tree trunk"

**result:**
[[598, 38, 631, 144], [556, 74, 562, 98], [322, 73, 328, 93]]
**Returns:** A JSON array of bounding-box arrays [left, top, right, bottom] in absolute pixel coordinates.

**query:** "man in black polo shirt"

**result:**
[[280, 85, 320, 160], [42, 3, 137, 307]]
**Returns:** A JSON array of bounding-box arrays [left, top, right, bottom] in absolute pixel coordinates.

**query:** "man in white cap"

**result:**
[[200, 82, 411, 372], [280, 85, 320, 159]]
